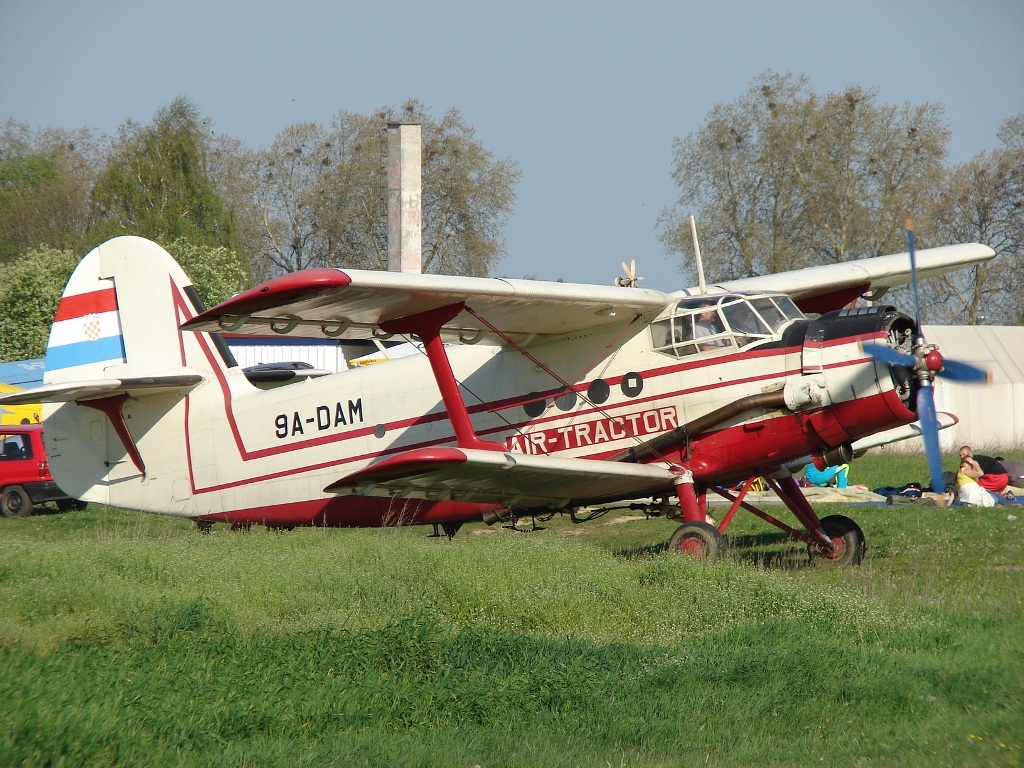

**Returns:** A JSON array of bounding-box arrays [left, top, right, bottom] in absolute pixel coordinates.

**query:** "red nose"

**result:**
[[924, 349, 944, 372]]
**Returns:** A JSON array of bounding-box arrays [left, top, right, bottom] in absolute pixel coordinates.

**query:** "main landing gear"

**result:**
[[666, 473, 865, 565], [667, 521, 724, 559]]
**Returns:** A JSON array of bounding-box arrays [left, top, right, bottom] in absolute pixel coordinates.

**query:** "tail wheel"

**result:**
[[1, 486, 32, 518], [667, 521, 724, 560], [811, 514, 865, 566]]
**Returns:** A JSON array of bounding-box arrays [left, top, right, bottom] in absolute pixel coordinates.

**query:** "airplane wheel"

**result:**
[[667, 521, 723, 560], [811, 514, 865, 566]]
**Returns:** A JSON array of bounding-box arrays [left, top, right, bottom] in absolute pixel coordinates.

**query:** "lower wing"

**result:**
[[326, 447, 678, 509]]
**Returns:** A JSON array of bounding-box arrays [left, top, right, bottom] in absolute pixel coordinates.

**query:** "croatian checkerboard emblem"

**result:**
[[82, 314, 102, 341]]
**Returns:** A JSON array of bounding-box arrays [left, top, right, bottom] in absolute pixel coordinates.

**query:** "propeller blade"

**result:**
[[862, 342, 915, 368], [916, 385, 946, 494], [938, 358, 991, 384]]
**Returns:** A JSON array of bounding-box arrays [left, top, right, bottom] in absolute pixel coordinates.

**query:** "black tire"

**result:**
[[811, 514, 865, 566], [667, 521, 724, 560], [1, 486, 33, 518]]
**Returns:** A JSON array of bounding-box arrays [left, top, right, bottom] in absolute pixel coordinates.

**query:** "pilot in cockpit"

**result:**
[[694, 305, 726, 349]]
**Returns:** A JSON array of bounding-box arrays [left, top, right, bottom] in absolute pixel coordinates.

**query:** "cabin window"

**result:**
[[650, 292, 802, 358]]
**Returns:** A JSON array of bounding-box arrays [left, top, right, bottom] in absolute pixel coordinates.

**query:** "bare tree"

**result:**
[[241, 101, 520, 278], [242, 122, 336, 276], [921, 113, 1024, 324], [660, 71, 949, 282]]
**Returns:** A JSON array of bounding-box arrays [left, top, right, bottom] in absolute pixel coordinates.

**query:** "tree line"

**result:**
[[0, 97, 522, 360], [1, 73, 1020, 361], [660, 72, 1023, 326]]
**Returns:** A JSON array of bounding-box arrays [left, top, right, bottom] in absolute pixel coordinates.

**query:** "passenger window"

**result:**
[[651, 319, 672, 349]]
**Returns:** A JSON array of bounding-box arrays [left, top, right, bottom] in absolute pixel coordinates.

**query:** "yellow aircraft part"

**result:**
[[0, 383, 40, 425]]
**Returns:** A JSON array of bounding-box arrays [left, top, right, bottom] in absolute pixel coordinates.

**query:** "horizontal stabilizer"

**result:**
[[326, 447, 678, 509], [0, 374, 203, 406]]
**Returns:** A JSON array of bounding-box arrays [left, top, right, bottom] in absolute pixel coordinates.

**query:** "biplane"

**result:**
[[0, 233, 993, 563]]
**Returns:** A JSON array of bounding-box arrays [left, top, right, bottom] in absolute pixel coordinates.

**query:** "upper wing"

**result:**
[[697, 243, 995, 314], [181, 242, 994, 340], [325, 446, 678, 508], [182, 269, 675, 340]]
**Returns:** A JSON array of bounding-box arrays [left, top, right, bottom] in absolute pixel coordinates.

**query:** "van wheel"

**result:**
[[2, 486, 33, 518]]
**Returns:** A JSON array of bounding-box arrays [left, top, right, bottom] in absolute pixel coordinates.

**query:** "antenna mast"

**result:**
[[689, 215, 707, 294]]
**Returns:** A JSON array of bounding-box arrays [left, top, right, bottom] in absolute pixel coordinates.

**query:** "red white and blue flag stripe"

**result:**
[[46, 284, 126, 371]]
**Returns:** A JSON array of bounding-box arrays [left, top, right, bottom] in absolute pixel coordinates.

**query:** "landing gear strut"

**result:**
[[665, 471, 866, 566]]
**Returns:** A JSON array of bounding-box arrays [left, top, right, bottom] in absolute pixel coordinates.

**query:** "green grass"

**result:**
[[1, 452, 1022, 766]]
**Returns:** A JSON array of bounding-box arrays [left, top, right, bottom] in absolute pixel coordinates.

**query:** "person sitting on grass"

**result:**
[[956, 446, 1023, 506], [803, 462, 849, 489]]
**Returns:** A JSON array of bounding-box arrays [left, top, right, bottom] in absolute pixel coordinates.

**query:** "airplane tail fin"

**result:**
[[36, 236, 238, 506], [46, 236, 233, 385]]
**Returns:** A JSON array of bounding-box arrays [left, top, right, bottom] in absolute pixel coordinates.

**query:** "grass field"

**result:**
[[1, 452, 1022, 766]]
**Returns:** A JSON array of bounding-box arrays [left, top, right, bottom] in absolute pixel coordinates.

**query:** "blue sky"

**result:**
[[2, 1, 1022, 290]]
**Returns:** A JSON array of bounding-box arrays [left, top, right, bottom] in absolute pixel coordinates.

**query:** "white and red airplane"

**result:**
[[0, 234, 992, 563]]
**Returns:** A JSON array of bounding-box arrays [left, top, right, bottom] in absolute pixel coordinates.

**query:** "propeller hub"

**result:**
[[924, 349, 944, 372]]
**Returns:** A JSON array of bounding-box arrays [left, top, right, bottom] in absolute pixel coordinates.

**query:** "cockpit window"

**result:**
[[650, 292, 803, 358], [750, 297, 786, 331], [744, 295, 803, 334]]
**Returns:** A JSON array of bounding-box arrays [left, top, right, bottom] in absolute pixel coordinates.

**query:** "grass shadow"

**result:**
[[24, 505, 69, 518], [612, 530, 812, 570], [726, 531, 810, 570], [612, 541, 670, 559]]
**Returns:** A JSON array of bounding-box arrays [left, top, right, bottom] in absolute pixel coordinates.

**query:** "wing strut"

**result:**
[[379, 303, 505, 452]]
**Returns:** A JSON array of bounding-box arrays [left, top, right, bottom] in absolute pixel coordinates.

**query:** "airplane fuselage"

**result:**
[[44, 292, 915, 529]]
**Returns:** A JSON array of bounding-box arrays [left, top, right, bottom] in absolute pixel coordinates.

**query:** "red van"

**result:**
[[0, 424, 85, 517]]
